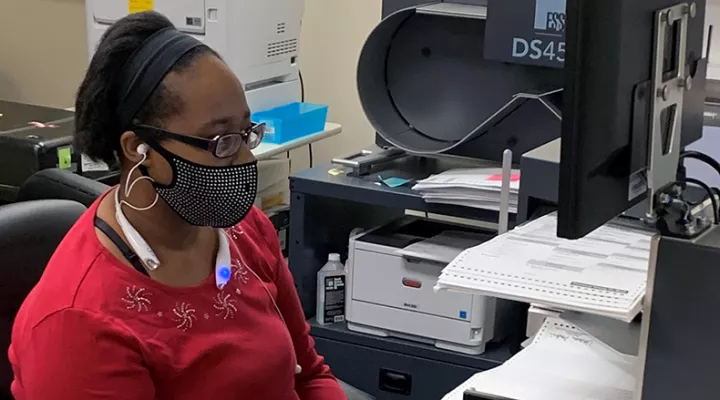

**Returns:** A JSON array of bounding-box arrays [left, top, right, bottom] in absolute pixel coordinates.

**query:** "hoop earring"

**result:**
[[120, 152, 159, 211]]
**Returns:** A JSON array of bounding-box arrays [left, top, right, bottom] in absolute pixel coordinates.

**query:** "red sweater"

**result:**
[[9, 196, 345, 400]]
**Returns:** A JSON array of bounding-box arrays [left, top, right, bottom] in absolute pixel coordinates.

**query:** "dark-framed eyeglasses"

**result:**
[[133, 123, 265, 158]]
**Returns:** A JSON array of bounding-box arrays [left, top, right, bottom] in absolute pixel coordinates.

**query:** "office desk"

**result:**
[[253, 122, 342, 161]]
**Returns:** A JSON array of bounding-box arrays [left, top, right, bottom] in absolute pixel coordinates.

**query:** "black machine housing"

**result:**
[[359, 0, 564, 164], [0, 101, 119, 203], [360, 0, 705, 174]]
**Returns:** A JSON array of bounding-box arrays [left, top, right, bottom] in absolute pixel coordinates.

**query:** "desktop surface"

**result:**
[[291, 153, 517, 223], [0, 101, 74, 132]]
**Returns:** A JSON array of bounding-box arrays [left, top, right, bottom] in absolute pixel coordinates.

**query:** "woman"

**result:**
[[8, 11, 346, 400]]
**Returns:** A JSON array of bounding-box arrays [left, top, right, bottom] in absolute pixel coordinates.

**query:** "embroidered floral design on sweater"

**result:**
[[213, 293, 238, 320], [121, 286, 152, 312], [172, 302, 197, 331], [232, 262, 250, 285]]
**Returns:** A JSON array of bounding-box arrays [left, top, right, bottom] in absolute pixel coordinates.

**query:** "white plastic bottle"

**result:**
[[316, 253, 346, 325]]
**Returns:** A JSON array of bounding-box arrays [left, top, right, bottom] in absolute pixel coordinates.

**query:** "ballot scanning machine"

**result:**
[[331, 0, 566, 175], [85, 0, 304, 112], [344, 0, 698, 359]]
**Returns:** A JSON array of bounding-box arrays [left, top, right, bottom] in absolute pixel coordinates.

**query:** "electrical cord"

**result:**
[[678, 150, 720, 222], [685, 177, 719, 224], [299, 69, 314, 168], [680, 150, 720, 179], [308, 142, 314, 168], [299, 70, 305, 102]]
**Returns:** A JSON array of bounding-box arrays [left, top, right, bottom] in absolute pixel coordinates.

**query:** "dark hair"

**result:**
[[74, 11, 216, 164]]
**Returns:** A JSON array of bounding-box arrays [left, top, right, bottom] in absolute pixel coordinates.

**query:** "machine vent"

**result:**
[[267, 39, 298, 58], [277, 22, 287, 34]]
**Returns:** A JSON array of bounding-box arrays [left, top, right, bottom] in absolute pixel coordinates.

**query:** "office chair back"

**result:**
[[16, 168, 110, 207], [0, 200, 87, 399]]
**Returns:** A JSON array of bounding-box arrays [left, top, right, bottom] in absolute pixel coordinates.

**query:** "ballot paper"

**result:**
[[436, 213, 653, 322], [442, 318, 638, 400], [412, 168, 519, 212], [399, 231, 488, 265]]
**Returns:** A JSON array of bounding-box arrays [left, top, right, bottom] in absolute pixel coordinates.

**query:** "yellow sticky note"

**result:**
[[57, 147, 72, 169], [129, 0, 153, 14]]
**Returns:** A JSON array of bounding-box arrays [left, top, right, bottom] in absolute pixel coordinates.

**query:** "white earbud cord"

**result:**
[[223, 230, 286, 325], [121, 152, 159, 211], [222, 229, 302, 374]]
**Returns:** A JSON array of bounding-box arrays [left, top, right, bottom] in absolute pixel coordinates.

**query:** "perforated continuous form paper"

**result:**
[[436, 214, 653, 322], [442, 318, 638, 400]]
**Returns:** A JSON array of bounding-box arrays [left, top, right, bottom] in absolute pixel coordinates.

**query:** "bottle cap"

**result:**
[[328, 253, 341, 262]]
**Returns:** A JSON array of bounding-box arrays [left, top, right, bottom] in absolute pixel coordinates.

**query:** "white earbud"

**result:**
[[137, 143, 148, 156]]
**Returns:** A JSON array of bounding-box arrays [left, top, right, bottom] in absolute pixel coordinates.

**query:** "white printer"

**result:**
[[85, 0, 304, 112], [345, 217, 513, 355]]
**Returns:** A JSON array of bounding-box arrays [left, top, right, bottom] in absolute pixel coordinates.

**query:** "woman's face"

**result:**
[[129, 53, 256, 186]]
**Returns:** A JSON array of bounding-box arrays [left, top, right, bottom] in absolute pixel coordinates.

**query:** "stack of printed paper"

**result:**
[[436, 213, 653, 322], [412, 168, 520, 212], [442, 318, 638, 400]]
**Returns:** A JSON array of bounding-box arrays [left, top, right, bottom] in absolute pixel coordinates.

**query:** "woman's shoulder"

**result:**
[[232, 206, 277, 246], [227, 206, 284, 278], [14, 208, 133, 333]]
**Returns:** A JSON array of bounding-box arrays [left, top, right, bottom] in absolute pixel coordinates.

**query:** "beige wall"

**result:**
[[0, 0, 380, 164], [0, 0, 88, 108], [296, 0, 381, 167]]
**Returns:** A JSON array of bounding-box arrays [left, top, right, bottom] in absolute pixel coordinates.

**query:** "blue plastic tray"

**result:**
[[252, 102, 329, 144]]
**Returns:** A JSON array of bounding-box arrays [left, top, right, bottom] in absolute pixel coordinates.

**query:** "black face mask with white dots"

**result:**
[[140, 142, 258, 228]]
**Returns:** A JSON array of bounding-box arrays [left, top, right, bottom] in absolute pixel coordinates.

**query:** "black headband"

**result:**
[[115, 27, 205, 129]]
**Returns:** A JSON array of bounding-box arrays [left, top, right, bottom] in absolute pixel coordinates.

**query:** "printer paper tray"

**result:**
[[347, 300, 484, 349]]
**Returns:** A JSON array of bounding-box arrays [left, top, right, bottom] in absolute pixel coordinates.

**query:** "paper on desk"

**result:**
[[442, 318, 637, 400], [412, 168, 520, 212], [419, 192, 518, 204], [413, 168, 520, 191], [436, 214, 653, 322]]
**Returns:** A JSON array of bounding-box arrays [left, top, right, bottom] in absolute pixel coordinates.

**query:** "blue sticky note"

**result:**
[[378, 175, 411, 188], [459, 311, 467, 319]]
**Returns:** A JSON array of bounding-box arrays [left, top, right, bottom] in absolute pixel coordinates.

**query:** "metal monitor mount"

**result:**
[[647, 3, 713, 239], [647, 3, 694, 195]]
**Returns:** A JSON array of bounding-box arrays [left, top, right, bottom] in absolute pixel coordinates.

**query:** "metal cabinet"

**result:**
[[312, 322, 510, 400]]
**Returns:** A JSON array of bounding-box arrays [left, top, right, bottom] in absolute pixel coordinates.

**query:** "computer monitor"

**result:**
[[557, 0, 707, 239]]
